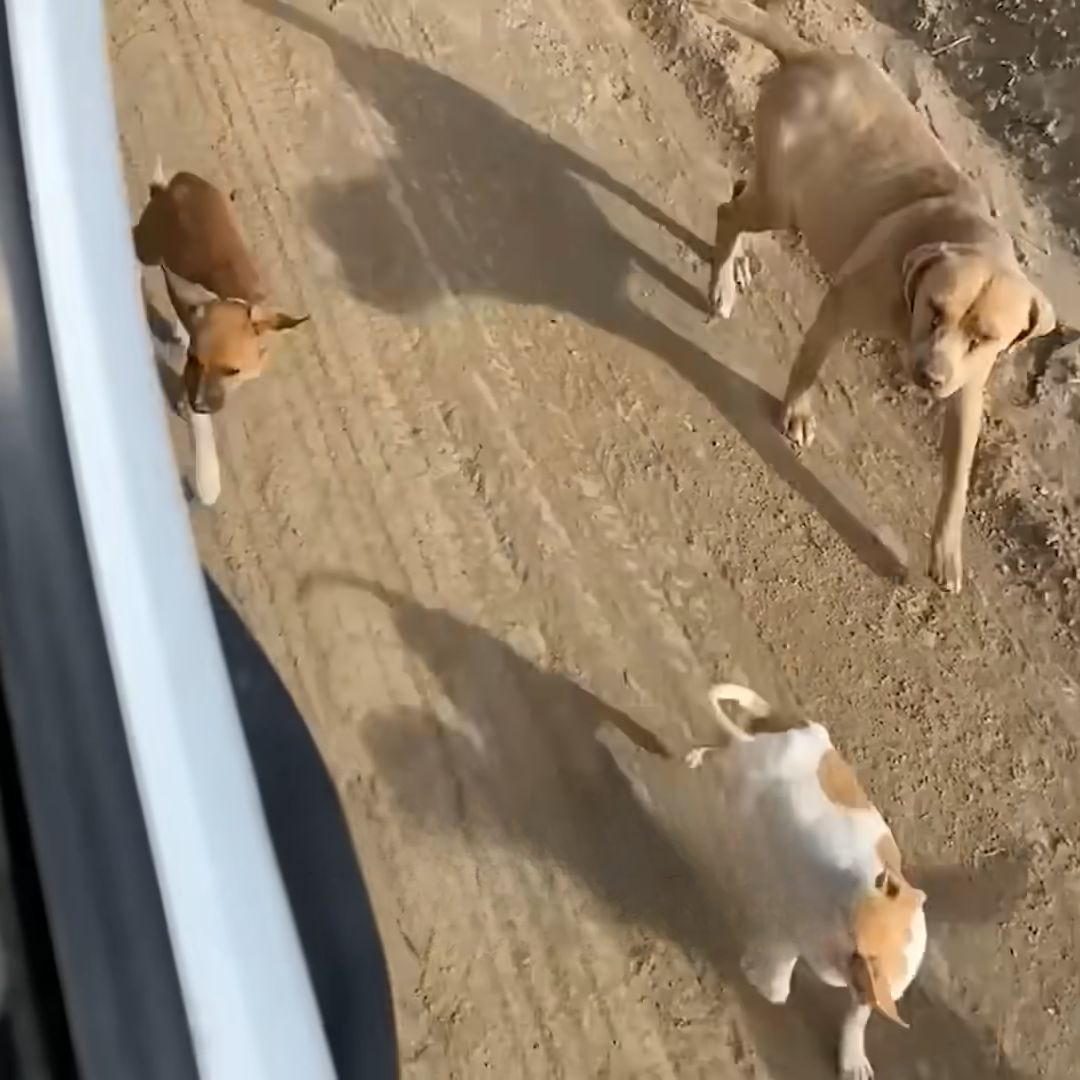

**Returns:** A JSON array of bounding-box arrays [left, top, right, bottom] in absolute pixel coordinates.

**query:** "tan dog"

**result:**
[[133, 162, 308, 503], [692, 0, 1055, 591], [687, 683, 927, 1080]]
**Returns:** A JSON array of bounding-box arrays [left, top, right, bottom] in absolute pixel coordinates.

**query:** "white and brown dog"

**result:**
[[692, 0, 1056, 591], [133, 160, 308, 504], [687, 683, 927, 1080]]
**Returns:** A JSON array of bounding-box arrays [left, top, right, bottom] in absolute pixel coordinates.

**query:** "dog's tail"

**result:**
[[150, 156, 167, 196], [689, 0, 814, 62], [707, 682, 773, 741]]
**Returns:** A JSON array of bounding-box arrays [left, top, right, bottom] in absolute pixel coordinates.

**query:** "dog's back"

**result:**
[[705, 686, 925, 993], [757, 57, 982, 274], [722, 724, 885, 976], [132, 171, 263, 302], [693, 0, 985, 274]]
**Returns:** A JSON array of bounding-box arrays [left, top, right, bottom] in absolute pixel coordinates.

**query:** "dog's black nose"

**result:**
[[915, 366, 945, 391]]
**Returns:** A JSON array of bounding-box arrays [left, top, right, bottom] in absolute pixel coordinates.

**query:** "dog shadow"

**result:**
[[204, 573, 398, 1079], [300, 571, 1031, 1080], [911, 850, 1032, 928], [243, 0, 906, 583]]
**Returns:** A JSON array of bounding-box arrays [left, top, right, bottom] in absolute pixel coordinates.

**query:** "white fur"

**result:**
[[189, 411, 221, 506], [687, 684, 770, 765], [839, 1002, 874, 1080], [692, 683, 927, 1077], [710, 682, 772, 720]]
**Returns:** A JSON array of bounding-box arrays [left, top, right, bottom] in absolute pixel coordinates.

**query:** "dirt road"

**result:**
[[107, 0, 1079, 1076]]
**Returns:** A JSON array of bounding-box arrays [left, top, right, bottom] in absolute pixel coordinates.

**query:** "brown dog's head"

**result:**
[[902, 243, 1054, 399], [849, 864, 927, 1028], [164, 266, 309, 414]]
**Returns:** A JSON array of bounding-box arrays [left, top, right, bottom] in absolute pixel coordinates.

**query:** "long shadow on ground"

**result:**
[[245, 0, 908, 583], [302, 571, 1031, 1080]]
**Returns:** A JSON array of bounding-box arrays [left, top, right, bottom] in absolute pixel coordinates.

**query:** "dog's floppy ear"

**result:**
[[162, 264, 220, 323], [1011, 285, 1056, 348], [249, 306, 310, 336], [850, 953, 908, 1028], [902, 243, 948, 312]]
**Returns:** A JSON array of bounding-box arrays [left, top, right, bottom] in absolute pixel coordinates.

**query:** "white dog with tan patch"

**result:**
[[687, 683, 927, 1079]]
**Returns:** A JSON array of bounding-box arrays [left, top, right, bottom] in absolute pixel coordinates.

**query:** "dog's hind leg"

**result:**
[[741, 937, 798, 1004], [707, 178, 781, 319]]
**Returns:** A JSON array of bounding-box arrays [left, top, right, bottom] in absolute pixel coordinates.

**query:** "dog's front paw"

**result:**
[[839, 1059, 873, 1080], [171, 318, 191, 350], [781, 397, 817, 449], [684, 747, 710, 770], [707, 241, 752, 320], [929, 527, 963, 593]]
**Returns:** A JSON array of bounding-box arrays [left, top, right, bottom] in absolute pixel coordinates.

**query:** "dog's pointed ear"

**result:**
[[249, 306, 310, 335], [1011, 286, 1056, 348], [902, 243, 948, 312], [850, 953, 909, 1028], [162, 264, 220, 321]]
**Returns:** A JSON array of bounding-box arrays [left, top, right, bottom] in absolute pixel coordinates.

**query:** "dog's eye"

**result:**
[[875, 870, 901, 899], [927, 303, 944, 329], [220, 366, 241, 377]]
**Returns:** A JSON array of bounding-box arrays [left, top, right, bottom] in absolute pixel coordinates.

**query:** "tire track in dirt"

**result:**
[[109, 0, 1079, 1077], [116, 4, 734, 1075]]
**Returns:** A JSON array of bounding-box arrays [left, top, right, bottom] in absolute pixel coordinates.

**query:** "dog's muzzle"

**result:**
[[186, 353, 225, 414], [913, 363, 947, 392], [911, 346, 951, 394]]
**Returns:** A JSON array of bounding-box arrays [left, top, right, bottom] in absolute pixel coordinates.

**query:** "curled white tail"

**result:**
[[707, 682, 773, 742], [710, 683, 772, 718]]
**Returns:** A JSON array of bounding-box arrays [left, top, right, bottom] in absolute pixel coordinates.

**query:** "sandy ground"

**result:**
[[107, 0, 1080, 1077]]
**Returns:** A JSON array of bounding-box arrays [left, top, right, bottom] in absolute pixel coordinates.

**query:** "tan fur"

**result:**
[[133, 172, 264, 301], [817, 749, 870, 810], [850, 875, 923, 1027], [815, 749, 915, 1026], [692, 0, 1056, 592], [133, 169, 308, 414]]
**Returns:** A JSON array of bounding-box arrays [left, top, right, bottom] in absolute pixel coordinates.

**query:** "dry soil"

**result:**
[[108, 1, 1080, 1077]]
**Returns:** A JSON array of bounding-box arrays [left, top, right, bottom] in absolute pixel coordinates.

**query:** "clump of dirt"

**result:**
[[866, 0, 1080, 254], [625, 1, 752, 152], [979, 329, 1080, 632]]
